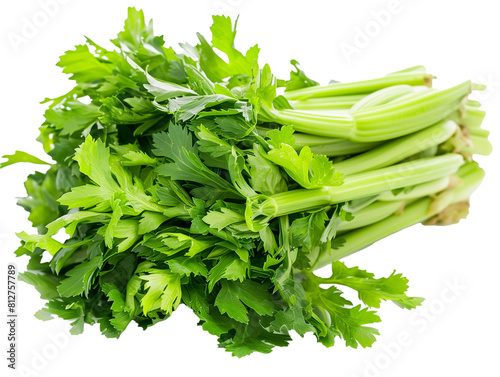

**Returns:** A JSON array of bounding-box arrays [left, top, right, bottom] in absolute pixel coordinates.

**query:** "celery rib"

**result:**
[[377, 176, 451, 201], [308, 140, 380, 157], [283, 71, 433, 100], [271, 81, 471, 142], [337, 200, 405, 232], [333, 120, 457, 175], [312, 162, 485, 268], [292, 94, 365, 110], [350, 85, 415, 112], [260, 154, 464, 217]]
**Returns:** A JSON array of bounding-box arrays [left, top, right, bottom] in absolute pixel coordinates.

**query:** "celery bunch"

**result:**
[[1, 8, 490, 357]]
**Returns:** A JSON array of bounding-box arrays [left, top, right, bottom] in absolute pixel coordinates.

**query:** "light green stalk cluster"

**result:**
[[311, 161, 485, 268], [252, 66, 490, 263]]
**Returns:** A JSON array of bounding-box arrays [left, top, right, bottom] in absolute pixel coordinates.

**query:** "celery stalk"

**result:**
[[352, 81, 472, 141], [377, 176, 451, 201], [350, 85, 415, 112], [283, 71, 433, 100], [337, 200, 405, 232], [293, 132, 343, 147], [254, 154, 464, 217], [256, 127, 381, 156], [460, 105, 486, 128], [312, 162, 485, 268], [271, 81, 471, 142], [292, 94, 366, 110], [308, 140, 381, 157], [463, 135, 493, 156], [333, 120, 457, 175]]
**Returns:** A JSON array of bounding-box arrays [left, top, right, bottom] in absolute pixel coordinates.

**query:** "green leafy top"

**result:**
[[265, 126, 344, 189]]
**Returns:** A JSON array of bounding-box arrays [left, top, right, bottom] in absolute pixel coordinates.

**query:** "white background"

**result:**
[[1, 1, 499, 376]]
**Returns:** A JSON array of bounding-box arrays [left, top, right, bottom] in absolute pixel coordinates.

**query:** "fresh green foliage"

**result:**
[[1, 7, 489, 357], [265, 126, 344, 189]]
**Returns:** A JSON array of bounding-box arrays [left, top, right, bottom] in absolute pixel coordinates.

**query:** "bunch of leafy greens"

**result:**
[[1, 8, 489, 357]]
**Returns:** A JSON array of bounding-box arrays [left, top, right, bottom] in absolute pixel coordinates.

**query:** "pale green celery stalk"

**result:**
[[463, 134, 493, 156], [308, 140, 381, 157], [350, 85, 415, 112], [337, 176, 452, 231], [292, 95, 366, 110], [378, 176, 451, 201], [312, 162, 484, 268], [448, 161, 485, 202], [293, 132, 343, 147], [352, 81, 472, 141], [383, 86, 435, 106], [473, 83, 487, 91], [290, 109, 351, 116], [448, 110, 482, 129], [255, 127, 378, 156], [447, 106, 486, 128], [272, 81, 471, 142], [468, 127, 490, 138], [258, 154, 463, 217], [466, 100, 481, 108], [337, 200, 405, 232], [255, 127, 379, 156], [273, 110, 354, 138], [461, 105, 486, 128], [451, 127, 492, 156], [387, 65, 428, 74], [333, 120, 457, 175], [255, 126, 341, 146], [283, 70, 433, 100]]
